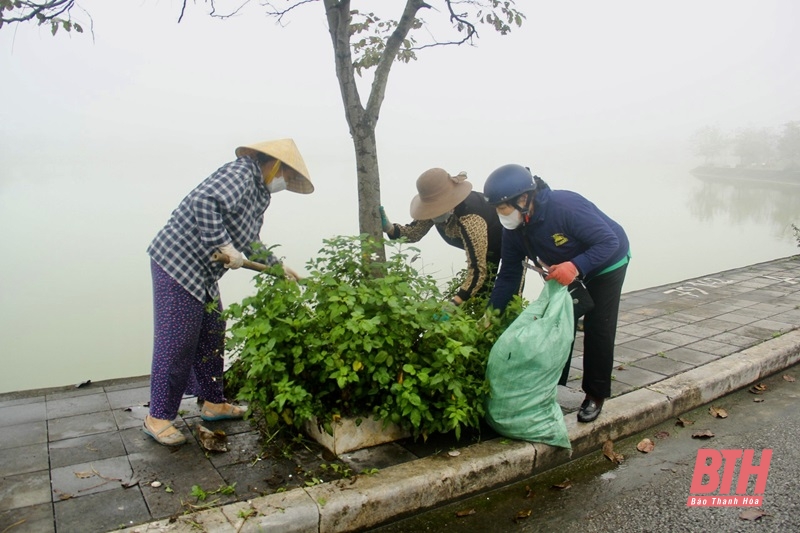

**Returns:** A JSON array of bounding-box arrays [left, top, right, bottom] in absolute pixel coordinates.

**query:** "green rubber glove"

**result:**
[[379, 206, 394, 234]]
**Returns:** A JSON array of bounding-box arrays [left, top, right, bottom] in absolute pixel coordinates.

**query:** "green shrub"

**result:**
[[224, 234, 522, 441]]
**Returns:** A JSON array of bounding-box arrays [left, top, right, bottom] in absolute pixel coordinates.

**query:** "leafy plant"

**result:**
[[190, 485, 208, 502], [224, 235, 522, 441], [238, 508, 256, 520], [320, 462, 353, 478], [217, 483, 236, 496]]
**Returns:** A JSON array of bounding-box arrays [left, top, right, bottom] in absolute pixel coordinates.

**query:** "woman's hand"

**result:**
[[541, 260, 579, 286], [282, 264, 302, 282], [219, 243, 244, 269]]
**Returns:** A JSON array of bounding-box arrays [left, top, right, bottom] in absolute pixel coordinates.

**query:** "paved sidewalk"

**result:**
[[1, 256, 799, 533]]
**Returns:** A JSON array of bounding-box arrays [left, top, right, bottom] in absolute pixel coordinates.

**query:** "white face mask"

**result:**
[[498, 210, 523, 230], [267, 176, 287, 194], [431, 211, 453, 224]]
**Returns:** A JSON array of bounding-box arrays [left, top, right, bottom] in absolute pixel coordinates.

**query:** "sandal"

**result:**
[[200, 402, 247, 422], [143, 415, 186, 446]]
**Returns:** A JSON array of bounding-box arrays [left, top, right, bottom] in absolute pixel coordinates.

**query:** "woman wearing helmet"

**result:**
[[484, 164, 630, 423], [144, 139, 313, 445], [380, 168, 503, 306]]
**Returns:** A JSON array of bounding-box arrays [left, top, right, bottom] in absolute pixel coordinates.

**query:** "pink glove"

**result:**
[[545, 261, 578, 286]]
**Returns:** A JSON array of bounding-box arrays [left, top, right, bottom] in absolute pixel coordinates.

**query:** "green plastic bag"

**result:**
[[485, 280, 574, 449]]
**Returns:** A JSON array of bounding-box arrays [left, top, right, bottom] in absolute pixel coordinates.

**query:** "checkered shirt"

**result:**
[[147, 156, 279, 303]]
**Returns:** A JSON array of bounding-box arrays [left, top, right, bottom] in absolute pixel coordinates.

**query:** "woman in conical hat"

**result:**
[[143, 139, 312, 446]]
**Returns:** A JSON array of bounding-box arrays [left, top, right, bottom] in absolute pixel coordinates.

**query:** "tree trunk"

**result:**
[[323, 0, 426, 262], [352, 125, 383, 245]]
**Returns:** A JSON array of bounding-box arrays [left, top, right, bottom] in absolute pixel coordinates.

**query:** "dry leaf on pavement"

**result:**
[[692, 429, 715, 439], [654, 431, 670, 439], [784, 374, 796, 382], [602, 440, 624, 464], [455, 508, 476, 517], [748, 383, 767, 394], [739, 509, 766, 521], [676, 417, 694, 427], [709, 406, 728, 418], [551, 479, 572, 490], [196, 424, 228, 452], [514, 509, 532, 521], [637, 438, 655, 453]]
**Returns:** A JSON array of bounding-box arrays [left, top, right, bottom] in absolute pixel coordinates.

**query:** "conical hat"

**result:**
[[235, 138, 314, 194]]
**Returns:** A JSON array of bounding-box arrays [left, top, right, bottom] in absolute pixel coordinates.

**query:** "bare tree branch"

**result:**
[[365, 0, 429, 126], [264, 0, 317, 25]]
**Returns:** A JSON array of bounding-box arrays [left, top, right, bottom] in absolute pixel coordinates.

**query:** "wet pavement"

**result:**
[[1, 256, 799, 533]]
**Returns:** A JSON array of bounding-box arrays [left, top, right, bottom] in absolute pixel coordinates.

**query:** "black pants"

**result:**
[[558, 264, 628, 399]]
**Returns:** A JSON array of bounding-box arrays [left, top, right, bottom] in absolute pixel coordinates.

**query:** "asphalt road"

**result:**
[[368, 363, 800, 533]]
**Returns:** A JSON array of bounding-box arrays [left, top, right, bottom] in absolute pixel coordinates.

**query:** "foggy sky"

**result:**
[[1, 0, 798, 392]]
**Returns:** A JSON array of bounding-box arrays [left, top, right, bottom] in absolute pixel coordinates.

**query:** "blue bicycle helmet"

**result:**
[[483, 164, 537, 205]]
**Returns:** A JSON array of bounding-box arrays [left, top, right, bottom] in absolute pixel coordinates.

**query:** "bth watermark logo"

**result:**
[[687, 449, 772, 507]]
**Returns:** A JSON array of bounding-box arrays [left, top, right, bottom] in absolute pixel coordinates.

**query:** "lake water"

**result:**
[[2, 152, 797, 394], [2, 0, 798, 394]]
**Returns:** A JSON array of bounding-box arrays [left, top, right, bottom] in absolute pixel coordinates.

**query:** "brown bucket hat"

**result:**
[[235, 138, 314, 194], [409, 168, 472, 220]]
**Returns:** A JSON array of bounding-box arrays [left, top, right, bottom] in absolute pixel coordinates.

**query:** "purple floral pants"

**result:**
[[149, 260, 226, 420]]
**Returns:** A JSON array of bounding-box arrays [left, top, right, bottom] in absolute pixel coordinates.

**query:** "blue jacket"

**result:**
[[489, 187, 629, 311]]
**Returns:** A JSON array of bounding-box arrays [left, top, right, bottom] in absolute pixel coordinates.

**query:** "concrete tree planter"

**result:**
[[303, 416, 411, 455]]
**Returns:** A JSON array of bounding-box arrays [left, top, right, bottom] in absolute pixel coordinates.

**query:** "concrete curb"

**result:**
[[117, 329, 800, 533]]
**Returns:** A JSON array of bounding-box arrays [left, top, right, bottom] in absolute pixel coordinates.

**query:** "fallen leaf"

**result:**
[[74, 471, 95, 479], [616, 365, 626, 370], [709, 406, 728, 418], [524, 485, 535, 499], [514, 509, 532, 521], [602, 440, 624, 464], [739, 509, 766, 521], [676, 417, 694, 427], [196, 424, 228, 452], [753, 398, 765, 403], [654, 431, 670, 439], [692, 429, 715, 439], [637, 438, 655, 453], [748, 383, 767, 394], [455, 508, 476, 518], [121, 477, 139, 489], [784, 375, 796, 382], [54, 489, 74, 501], [551, 480, 572, 490]]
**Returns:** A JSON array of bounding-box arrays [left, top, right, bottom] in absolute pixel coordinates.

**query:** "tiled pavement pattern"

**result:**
[[1, 256, 798, 533]]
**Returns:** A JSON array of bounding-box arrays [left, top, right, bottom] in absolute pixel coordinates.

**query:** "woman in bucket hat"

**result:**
[[380, 168, 503, 306], [143, 139, 312, 446]]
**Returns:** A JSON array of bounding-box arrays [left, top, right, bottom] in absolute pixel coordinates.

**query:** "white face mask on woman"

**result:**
[[267, 176, 287, 194], [498, 210, 523, 230]]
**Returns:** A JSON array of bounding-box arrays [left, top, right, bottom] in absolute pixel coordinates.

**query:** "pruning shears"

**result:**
[[522, 257, 548, 277]]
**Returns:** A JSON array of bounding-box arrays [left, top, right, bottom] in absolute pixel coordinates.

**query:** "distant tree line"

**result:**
[[690, 122, 800, 170]]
